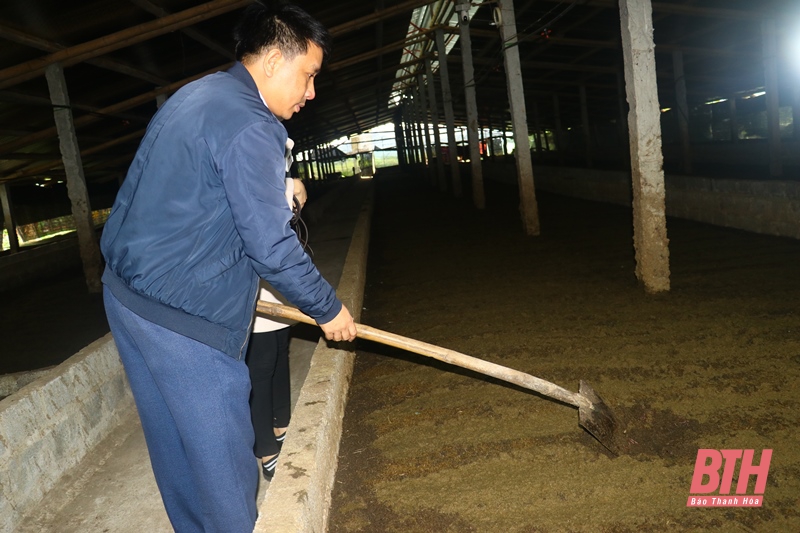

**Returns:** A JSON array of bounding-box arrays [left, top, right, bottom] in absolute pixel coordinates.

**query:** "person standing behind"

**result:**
[[100, 2, 356, 532], [248, 144, 307, 481]]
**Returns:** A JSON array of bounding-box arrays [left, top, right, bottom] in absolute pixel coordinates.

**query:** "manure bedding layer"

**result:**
[[328, 172, 800, 533]]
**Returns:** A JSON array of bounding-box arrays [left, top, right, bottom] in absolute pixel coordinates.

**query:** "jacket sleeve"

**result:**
[[218, 120, 342, 324]]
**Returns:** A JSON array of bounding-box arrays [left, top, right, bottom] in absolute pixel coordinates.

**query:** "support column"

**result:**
[[307, 150, 315, 180], [620, 0, 670, 293], [532, 100, 543, 154], [0, 183, 20, 253], [729, 97, 739, 142], [394, 108, 407, 169], [435, 28, 462, 197], [457, 0, 485, 209], [762, 18, 782, 177], [417, 90, 428, 166], [497, 0, 539, 235], [487, 111, 495, 159], [404, 105, 417, 165], [553, 94, 565, 165], [416, 72, 435, 182], [793, 86, 800, 141], [579, 85, 592, 167], [45, 63, 102, 293], [672, 50, 692, 174], [425, 57, 446, 191], [414, 91, 426, 165]]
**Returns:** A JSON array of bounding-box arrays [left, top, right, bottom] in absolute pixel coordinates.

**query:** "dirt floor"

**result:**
[[328, 172, 800, 532]]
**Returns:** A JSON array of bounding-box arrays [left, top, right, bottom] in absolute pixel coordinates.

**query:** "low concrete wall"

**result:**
[[0, 368, 55, 400], [0, 237, 82, 292], [0, 334, 132, 533], [525, 166, 800, 240], [255, 186, 373, 533]]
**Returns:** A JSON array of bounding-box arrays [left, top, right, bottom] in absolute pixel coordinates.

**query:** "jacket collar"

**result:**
[[228, 61, 259, 97]]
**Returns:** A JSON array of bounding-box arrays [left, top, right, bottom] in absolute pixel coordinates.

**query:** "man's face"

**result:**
[[262, 43, 323, 121]]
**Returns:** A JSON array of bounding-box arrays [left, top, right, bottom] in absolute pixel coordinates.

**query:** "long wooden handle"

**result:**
[[255, 301, 586, 409]]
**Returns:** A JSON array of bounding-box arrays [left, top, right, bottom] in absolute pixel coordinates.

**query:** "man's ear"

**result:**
[[262, 48, 284, 77]]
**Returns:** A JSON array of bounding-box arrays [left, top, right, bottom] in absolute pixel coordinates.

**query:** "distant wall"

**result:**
[[0, 334, 132, 533], [0, 236, 82, 292], [487, 163, 800, 241]]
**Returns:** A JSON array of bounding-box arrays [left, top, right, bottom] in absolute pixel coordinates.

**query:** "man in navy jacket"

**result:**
[[101, 3, 355, 531]]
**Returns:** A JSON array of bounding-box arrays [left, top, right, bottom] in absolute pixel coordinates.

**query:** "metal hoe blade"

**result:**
[[577, 380, 621, 455]]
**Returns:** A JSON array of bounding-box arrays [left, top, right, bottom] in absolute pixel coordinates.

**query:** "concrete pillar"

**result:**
[[403, 103, 414, 165], [487, 111, 495, 159], [328, 145, 336, 175], [45, 63, 102, 293], [413, 87, 426, 166], [415, 91, 427, 165], [457, 0, 485, 209], [762, 18, 782, 177], [316, 145, 323, 178], [307, 150, 316, 180], [404, 105, 417, 165], [620, 0, 671, 293], [435, 29, 462, 197], [416, 72, 435, 183], [729, 96, 739, 142], [580, 85, 592, 167], [793, 86, 800, 141], [672, 50, 692, 174], [424, 57, 447, 191], [532, 100, 543, 154], [0, 183, 20, 253], [394, 108, 407, 169], [553, 94, 565, 165], [498, 0, 539, 235]]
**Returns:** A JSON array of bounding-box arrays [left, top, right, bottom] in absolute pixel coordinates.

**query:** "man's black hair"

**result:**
[[233, 1, 332, 63]]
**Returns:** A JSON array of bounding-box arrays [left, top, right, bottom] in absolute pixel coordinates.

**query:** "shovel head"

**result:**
[[577, 380, 621, 455]]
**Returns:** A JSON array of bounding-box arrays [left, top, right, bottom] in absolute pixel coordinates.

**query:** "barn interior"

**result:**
[[1, 0, 800, 531]]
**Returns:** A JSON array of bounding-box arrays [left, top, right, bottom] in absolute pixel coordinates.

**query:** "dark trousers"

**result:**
[[104, 287, 257, 533], [245, 328, 291, 458]]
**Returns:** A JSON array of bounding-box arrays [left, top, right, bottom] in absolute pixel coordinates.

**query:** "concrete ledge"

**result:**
[[0, 334, 132, 533], [255, 185, 373, 533], [0, 367, 56, 400]]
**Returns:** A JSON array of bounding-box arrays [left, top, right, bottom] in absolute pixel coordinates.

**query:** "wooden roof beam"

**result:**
[[0, 0, 248, 90], [328, 0, 437, 37], [127, 0, 235, 60], [0, 23, 170, 86], [0, 64, 230, 156]]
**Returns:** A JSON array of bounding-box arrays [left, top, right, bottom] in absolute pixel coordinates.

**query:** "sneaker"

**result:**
[[262, 453, 279, 481]]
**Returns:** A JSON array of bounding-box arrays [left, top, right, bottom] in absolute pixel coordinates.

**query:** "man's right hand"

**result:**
[[319, 305, 357, 342]]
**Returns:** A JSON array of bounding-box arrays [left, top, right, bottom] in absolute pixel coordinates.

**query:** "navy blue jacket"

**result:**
[[101, 62, 341, 359]]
